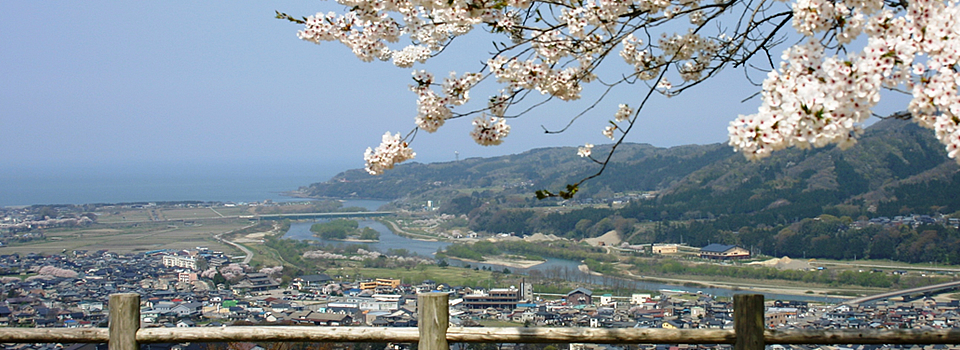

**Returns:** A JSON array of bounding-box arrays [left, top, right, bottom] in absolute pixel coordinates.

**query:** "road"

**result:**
[[214, 224, 256, 265], [815, 261, 960, 273], [257, 211, 393, 220], [843, 280, 960, 305], [99, 209, 387, 224]]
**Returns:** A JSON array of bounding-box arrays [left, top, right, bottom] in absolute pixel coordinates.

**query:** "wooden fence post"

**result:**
[[109, 293, 140, 350], [418, 292, 450, 350], [734, 294, 764, 350]]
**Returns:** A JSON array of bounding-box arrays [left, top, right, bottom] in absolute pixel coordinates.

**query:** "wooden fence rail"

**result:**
[[2, 293, 960, 350]]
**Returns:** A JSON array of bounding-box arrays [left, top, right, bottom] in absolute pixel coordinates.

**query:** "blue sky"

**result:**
[[0, 2, 907, 175]]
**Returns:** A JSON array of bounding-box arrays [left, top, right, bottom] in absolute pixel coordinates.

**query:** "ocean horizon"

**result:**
[[0, 160, 352, 207]]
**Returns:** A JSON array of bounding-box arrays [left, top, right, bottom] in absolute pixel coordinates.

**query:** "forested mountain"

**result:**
[[301, 119, 960, 218], [299, 119, 960, 263]]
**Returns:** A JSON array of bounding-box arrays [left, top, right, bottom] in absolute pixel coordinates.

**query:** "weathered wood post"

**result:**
[[109, 293, 140, 350], [418, 292, 450, 350], [734, 294, 765, 350]]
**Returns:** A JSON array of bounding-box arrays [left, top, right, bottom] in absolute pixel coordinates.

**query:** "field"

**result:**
[[95, 208, 155, 223], [3, 219, 252, 255], [95, 206, 256, 223]]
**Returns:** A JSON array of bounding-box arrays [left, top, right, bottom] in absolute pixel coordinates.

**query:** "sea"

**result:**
[[0, 161, 349, 207]]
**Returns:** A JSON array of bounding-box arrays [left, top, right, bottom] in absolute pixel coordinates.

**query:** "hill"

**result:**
[[299, 119, 960, 219], [297, 119, 960, 264], [298, 142, 733, 200]]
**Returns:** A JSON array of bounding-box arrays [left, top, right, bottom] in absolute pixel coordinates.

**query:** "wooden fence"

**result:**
[[1, 293, 960, 350]]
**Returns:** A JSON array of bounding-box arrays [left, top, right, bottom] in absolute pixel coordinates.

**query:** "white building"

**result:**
[[631, 293, 652, 305], [162, 255, 197, 270]]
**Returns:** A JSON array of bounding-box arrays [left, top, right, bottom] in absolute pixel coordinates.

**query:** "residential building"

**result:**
[[566, 287, 593, 306], [162, 255, 197, 270], [463, 288, 520, 310]]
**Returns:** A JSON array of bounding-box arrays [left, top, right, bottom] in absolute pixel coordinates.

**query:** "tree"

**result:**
[[283, 0, 959, 197], [359, 227, 381, 240], [212, 272, 227, 286]]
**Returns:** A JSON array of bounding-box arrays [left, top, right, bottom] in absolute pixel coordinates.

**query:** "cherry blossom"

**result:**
[[578, 143, 594, 157], [615, 104, 634, 122], [603, 125, 617, 140], [285, 0, 960, 190], [37, 266, 78, 278], [470, 115, 511, 146], [364, 132, 416, 175], [729, 0, 960, 163]]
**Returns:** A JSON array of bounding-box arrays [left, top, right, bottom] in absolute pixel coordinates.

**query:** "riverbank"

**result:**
[[384, 219, 870, 299], [579, 264, 866, 299], [632, 272, 862, 299], [454, 256, 547, 269], [382, 219, 442, 241], [321, 237, 379, 243], [282, 220, 849, 302]]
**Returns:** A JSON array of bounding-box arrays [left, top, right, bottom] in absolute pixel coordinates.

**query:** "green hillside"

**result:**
[[296, 119, 960, 265], [301, 119, 960, 219]]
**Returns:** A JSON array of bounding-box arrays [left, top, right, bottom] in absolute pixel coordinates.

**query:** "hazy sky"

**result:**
[[1, 2, 907, 173]]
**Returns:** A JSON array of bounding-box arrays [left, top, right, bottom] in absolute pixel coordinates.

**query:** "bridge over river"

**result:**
[[843, 280, 960, 305], [256, 211, 393, 220]]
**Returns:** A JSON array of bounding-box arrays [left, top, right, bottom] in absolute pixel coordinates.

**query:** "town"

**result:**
[[1, 248, 958, 350]]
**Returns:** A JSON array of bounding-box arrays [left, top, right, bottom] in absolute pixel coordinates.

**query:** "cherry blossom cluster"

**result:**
[[392, 45, 432, 68], [601, 103, 635, 140], [659, 31, 720, 63], [791, 0, 881, 43], [615, 103, 634, 122], [730, 0, 960, 162], [363, 132, 416, 175], [219, 263, 248, 282], [903, 1, 960, 158], [578, 143, 594, 157], [303, 248, 383, 261], [302, 250, 349, 260], [618, 12, 722, 88], [471, 115, 511, 146], [0, 216, 93, 231], [488, 93, 511, 117], [620, 30, 720, 86], [294, 0, 960, 179], [259, 266, 284, 277], [620, 34, 664, 81], [409, 70, 482, 133], [532, 29, 575, 64], [298, 0, 519, 66], [488, 55, 596, 101], [295, 0, 726, 173], [298, 11, 400, 62], [37, 266, 79, 278]]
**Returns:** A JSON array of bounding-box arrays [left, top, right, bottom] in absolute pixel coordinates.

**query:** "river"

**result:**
[[282, 200, 845, 303]]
